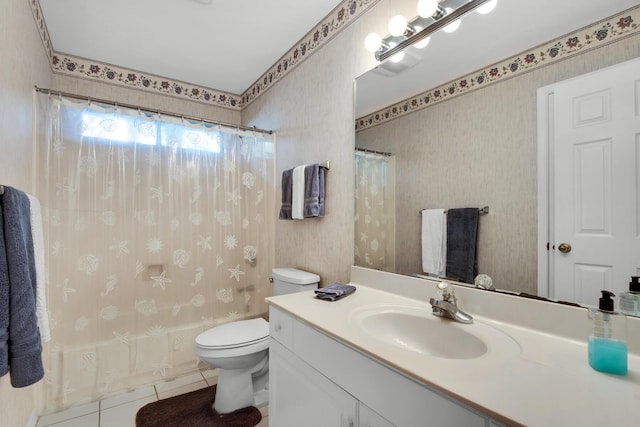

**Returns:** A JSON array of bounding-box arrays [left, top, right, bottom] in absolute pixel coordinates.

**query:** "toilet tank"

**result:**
[[271, 268, 319, 296]]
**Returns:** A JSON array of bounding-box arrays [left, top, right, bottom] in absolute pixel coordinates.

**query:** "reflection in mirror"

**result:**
[[354, 1, 640, 308], [354, 148, 396, 272]]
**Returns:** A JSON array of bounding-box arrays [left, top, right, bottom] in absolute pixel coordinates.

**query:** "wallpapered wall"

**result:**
[[0, 0, 52, 425], [240, 1, 395, 286], [52, 75, 242, 127]]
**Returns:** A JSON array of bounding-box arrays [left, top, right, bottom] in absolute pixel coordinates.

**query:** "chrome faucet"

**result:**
[[429, 282, 473, 324]]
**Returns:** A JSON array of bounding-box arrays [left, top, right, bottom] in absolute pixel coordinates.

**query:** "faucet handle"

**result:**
[[436, 281, 454, 301]]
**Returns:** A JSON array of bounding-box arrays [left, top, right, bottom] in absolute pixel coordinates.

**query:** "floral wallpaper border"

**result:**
[[239, 0, 379, 106], [356, 6, 640, 132], [28, 0, 379, 111]]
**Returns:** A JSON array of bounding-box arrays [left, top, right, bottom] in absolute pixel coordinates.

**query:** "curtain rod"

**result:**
[[34, 86, 273, 135], [355, 147, 393, 156]]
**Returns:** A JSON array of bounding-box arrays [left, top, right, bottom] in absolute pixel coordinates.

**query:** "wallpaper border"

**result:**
[[239, 0, 380, 106], [356, 6, 640, 132], [28, 0, 379, 111]]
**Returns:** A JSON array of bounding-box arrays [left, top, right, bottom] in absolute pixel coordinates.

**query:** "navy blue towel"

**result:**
[[279, 168, 293, 220], [445, 208, 479, 284], [0, 186, 44, 387], [0, 192, 9, 378]]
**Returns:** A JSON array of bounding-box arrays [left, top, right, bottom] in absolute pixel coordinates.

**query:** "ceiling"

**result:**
[[39, 0, 343, 96], [37, 0, 639, 110]]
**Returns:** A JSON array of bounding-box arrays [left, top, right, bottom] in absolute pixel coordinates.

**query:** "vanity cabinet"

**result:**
[[268, 306, 492, 427]]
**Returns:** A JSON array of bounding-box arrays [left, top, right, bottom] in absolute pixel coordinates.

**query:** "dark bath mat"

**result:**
[[135, 385, 262, 427]]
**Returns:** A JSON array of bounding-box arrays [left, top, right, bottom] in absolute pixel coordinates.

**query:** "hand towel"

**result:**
[[421, 209, 446, 277], [27, 194, 50, 343], [318, 166, 325, 217], [445, 208, 479, 284], [0, 193, 9, 378], [292, 165, 306, 219], [278, 168, 293, 220], [0, 186, 44, 387], [315, 283, 356, 301], [303, 163, 325, 218]]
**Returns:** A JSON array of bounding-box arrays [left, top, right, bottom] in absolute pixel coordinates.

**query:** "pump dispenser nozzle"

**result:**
[[598, 290, 615, 312], [629, 276, 640, 292]]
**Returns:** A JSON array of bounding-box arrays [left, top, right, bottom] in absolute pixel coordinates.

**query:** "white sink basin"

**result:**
[[350, 304, 520, 361]]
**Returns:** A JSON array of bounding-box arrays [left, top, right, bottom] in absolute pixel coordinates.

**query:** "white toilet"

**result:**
[[194, 267, 319, 413]]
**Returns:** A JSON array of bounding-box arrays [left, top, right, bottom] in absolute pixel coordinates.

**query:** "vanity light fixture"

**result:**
[[364, 0, 496, 62]]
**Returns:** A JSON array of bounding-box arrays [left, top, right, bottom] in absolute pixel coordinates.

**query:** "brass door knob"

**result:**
[[558, 243, 572, 253]]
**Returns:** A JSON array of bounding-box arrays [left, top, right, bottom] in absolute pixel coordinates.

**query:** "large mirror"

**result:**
[[354, 0, 640, 302]]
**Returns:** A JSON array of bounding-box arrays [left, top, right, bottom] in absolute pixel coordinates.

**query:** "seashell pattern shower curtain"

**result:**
[[33, 93, 275, 412], [354, 151, 395, 272]]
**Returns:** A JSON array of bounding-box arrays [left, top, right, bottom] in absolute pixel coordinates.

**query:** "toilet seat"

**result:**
[[196, 318, 269, 350]]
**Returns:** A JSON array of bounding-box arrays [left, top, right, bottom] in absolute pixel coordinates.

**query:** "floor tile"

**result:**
[[156, 378, 209, 400], [201, 368, 219, 386], [100, 385, 157, 410], [154, 372, 205, 394], [36, 402, 99, 427], [37, 412, 99, 427], [99, 395, 157, 427], [36, 372, 247, 427]]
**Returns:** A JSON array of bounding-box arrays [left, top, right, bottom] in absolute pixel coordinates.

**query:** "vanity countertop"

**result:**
[[266, 278, 640, 426]]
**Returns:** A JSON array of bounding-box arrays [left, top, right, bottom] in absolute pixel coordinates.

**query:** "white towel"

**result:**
[[28, 194, 50, 343], [292, 165, 306, 219], [421, 209, 446, 277]]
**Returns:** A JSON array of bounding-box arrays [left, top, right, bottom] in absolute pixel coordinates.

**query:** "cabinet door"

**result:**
[[270, 340, 358, 427], [359, 403, 395, 427]]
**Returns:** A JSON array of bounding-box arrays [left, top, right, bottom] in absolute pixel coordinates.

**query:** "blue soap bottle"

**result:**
[[588, 290, 628, 375]]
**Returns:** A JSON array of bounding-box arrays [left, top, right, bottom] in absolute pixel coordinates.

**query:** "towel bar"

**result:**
[[419, 206, 489, 216], [319, 160, 330, 170]]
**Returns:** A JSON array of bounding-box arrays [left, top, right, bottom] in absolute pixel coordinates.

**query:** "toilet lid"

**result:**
[[195, 318, 269, 349]]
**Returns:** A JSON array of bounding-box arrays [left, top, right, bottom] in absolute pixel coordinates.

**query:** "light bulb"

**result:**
[[477, 0, 497, 14], [412, 26, 430, 49], [417, 0, 438, 18], [388, 15, 408, 37], [364, 32, 382, 52], [389, 51, 405, 63], [414, 36, 431, 49], [387, 42, 405, 63], [443, 19, 460, 32], [442, 9, 460, 33]]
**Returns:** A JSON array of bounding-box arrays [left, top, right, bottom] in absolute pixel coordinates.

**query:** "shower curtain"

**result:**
[[354, 151, 395, 271], [33, 93, 275, 412]]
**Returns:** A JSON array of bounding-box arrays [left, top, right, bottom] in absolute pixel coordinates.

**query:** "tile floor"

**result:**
[[36, 370, 269, 427]]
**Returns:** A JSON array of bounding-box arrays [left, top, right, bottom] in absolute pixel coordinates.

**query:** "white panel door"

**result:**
[[552, 58, 640, 304]]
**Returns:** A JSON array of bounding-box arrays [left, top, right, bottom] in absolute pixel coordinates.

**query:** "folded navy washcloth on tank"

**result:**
[[315, 283, 356, 301]]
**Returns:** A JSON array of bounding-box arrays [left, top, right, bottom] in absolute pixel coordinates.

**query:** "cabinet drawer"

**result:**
[[269, 307, 294, 349]]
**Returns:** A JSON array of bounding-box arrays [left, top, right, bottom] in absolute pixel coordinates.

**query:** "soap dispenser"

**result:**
[[619, 276, 640, 316], [588, 290, 627, 375]]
